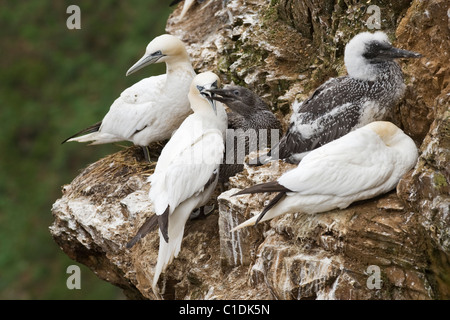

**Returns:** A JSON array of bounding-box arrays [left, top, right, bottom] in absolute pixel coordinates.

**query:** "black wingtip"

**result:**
[[126, 235, 141, 249], [158, 206, 170, 243], [232, 181, 291, 197], [61, 121, 102, 145], [125, 214, 160, 249], [255, 192, 286, 225]]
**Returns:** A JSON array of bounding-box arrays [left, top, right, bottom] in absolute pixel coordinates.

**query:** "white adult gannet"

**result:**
[[232, 121, 418, 231], [63, 34, 196, 161], [139, 72, 227, 295], [257, 31, 421, 165]]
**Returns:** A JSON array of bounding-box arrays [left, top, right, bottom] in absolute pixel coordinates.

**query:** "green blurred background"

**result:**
[[0, 1, 172, 299]]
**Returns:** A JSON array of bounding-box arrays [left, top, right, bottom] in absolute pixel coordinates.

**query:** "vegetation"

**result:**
[[0, 0, 171, 299]]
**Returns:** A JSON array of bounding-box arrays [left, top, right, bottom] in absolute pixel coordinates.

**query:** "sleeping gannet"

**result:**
[[63, 34, 196, 161], [257, 31, 421, 165], [208, 85, 282, 183], [232, 121, 418, 231], [130, 72, 227, 295]]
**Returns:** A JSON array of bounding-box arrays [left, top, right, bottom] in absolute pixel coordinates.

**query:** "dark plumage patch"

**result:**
[[257, 58, 406, 165], [233, 180, 291, 196], [62, 121, 102, 144]]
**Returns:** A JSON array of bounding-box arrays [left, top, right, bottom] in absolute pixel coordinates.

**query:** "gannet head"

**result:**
[[365, 121, 408, 147], [208, 85, 262, 115], [189, 72, 220, 115], [126, 34, 189, 76], [344, 31, 421, 81]]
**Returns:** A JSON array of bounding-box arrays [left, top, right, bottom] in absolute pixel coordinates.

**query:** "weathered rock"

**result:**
[[51, 0, 449, 299]]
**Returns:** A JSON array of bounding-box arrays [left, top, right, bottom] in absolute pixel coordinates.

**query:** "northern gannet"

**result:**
[[63, 34, 196, 161], [128, 72, 227, 295], [232, 121, 418, 231], [208, 85, 282, 183], [257, 31, 421, 165]]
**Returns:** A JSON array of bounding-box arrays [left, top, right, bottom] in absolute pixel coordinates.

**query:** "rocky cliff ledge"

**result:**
[[51, 0, 449, 299]]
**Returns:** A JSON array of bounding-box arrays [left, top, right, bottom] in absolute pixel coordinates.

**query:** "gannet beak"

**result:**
[[199, 81, 219, 115], [382, 47, 422, 59], [204, 91, 217, 115], [126, 51, 165, 76], [207, 88, 233, 104]]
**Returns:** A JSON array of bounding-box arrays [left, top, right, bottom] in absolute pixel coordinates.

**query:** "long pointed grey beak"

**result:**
[[384, 47, 422, 59], [126, 51, 165, 76], [207, 88, 233, 103]]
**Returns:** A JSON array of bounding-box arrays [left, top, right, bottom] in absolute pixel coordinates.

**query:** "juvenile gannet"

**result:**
[[232, 121, 418, 231], [128, 72, 227, 295], [63, 34, 196, 161], [257, 31, 421, 165], [208, 85, 282, 183]]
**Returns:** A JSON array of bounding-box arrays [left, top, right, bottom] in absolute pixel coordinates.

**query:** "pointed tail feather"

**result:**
[[62, 121, 102, 144], [230, 214, 259, 232]]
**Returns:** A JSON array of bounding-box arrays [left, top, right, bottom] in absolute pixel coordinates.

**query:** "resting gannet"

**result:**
[[129, 72, 227, 295], [257, 31, 421, 165], [63, 34, 196, 161], [232, 121, 418, 231]]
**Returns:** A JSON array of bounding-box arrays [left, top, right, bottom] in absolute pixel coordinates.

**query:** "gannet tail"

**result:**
[[65, 131, 122, 145], [62, 121, 101, 144], [230, 191, 286, 232], [152, 201, 194, 295]]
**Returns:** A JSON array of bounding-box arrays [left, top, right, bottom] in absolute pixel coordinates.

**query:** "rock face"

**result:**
[[51, 0, 449, 299]]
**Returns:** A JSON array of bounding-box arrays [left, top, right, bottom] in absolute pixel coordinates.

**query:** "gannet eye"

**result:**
[[196, 85, 205, 92], [233, 90, 240, 96], [151, 50, 163, 56]]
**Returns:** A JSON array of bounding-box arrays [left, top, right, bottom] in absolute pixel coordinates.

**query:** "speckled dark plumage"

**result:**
[[257, 31, 421, 165], [210, 85, 282, 182]]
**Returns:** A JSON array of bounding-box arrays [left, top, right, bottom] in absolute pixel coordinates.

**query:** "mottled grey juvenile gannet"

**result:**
[[232, 121, 418, 231], [128, 72, 227, 295], [257, 31, 421, 165], [63, 34, 196, 161], [208, 85, 282, 183]]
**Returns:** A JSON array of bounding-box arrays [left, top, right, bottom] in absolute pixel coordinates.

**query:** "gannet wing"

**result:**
[[279, 128, 395, 197], [280, 77, 378, 159], [99, 74, 167, 140], [149, 128, 224, 215]]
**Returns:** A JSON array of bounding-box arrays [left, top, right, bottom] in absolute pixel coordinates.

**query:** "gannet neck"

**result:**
[[188, 91, 216, 116], [165, 56, 194, 75]]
